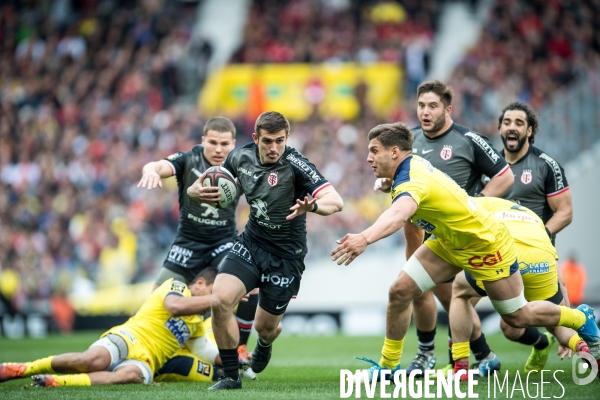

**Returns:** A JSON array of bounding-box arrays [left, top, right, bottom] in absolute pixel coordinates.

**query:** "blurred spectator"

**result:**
[[560, 253, 587, 307], [448, 0, 600, 148], [0, 0, 211, 325]]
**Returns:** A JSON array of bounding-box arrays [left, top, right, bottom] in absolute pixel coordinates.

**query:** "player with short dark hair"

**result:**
[[332, 122, 599, 381], [0, 268, 217, 387], [188, 111, 344, 390], [376, 80, 514, 375], [137, 116, 258, 375]]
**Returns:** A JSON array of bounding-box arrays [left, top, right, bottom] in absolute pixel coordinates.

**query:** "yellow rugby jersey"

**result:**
[[474, 196, 558, 299], [108, 278, 205, 372], [475, 197, 557, 255], [391, 155, 501, 249]]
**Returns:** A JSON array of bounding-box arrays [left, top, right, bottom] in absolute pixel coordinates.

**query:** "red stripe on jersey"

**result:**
[[312, 183, 331, 197], [162, 159, 176, 175], [547, 187, 570, 197], [494, 164, 510, 177]]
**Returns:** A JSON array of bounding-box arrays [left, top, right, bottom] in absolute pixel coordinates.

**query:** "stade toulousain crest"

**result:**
[[440, 145, 452, 160], [268, 171, 278, 187], [521, 170, 532, 184]]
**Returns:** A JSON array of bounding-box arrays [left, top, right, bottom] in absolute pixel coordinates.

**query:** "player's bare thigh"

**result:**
[[392, 244, 462, 297]]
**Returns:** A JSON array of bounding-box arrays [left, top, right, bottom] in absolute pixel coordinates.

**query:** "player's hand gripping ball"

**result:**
[[202, 166, 237, 208]]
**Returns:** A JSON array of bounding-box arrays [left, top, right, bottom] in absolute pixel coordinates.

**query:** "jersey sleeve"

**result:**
[[163, 278, 191, 299], [287, 148, 331, 197], [163, 151, 191, 181], [222, 150, 238, 179], [391, 179, 427, 206], [465, 132, 510, 177], [390, 160, 428, 206], [540, 153, 569, 197]]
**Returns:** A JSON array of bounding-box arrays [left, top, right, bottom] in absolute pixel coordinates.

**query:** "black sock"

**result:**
[[470, 333, 492, 361], [236, 293, 258, 346], [416, 327, 436, 352], [516, 327, 548, 350], [447, 326, 454, 366], [218, 348, 239, 380], [257, 337, 272, 348]]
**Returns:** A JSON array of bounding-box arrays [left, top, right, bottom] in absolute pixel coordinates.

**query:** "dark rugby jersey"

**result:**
[[411, 123, 509, 195], [164, 145, 240, 243], [223, 143, 331, 259], [501, 145, 569, 224]]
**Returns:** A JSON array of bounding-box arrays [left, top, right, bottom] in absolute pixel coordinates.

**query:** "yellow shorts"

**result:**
[[102, 328, 155, 374], [466, 244, 561, 302], [425, 222, 518, 282], [154, 348, 215, 383]]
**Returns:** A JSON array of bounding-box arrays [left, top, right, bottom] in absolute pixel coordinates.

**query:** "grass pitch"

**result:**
[[0, 328, 597, 399]]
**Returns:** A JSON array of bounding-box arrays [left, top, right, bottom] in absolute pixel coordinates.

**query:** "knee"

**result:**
[[118, 366, 145, 384], [210, 292, 235, 314], [388, 279, 414, 305], [254, 320, 280, 339], [500, 311, 528, 329], [76, 351, 108, 372]]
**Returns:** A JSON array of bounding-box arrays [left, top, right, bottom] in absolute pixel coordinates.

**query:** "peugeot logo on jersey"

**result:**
[[251, 199, 270, 220]]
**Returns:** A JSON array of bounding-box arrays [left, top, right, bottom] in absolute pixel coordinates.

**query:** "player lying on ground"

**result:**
[[153, 316, 256, 382], [0, 268, 230, 386], [330, 122, 600, 380], [448, 197, 591, 377]]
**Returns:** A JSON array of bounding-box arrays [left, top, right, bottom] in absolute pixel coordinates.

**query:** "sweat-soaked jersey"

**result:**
[[411, 123, 510, 195], [222, 143, 331, 259], [164, 145, 240, 244], [501, 146, 569, 225]]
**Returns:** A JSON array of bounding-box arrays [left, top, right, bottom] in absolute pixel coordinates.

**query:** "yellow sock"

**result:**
[[558, 306, 586, 330], [452, 342, 470, 362], [379, 337, 404, 369], [24, 356, 55, 377], [53, 374, 92, 386], [568, 335, 584, 352]]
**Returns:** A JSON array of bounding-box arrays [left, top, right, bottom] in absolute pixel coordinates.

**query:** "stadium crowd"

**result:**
[[1, 0, 599, 330], [448, 0, 600, 141]]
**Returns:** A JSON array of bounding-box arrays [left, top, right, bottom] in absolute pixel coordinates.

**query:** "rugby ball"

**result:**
[[202, 166, 237, 209]]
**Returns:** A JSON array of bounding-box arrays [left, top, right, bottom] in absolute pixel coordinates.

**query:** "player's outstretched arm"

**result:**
[[286, 186, 343, 220], [138, 160, 174, 189], [164, 294, 212, 317], [331, 196, 417, 266]]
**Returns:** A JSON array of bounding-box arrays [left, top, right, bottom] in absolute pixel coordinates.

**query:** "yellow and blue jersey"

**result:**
[[475, 197, 558, 300], [104, 278, 204, 373], [391, 155, 503, 250]]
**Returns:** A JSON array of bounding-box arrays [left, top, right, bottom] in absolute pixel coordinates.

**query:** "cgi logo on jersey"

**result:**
[[468, 251, 503, 268]]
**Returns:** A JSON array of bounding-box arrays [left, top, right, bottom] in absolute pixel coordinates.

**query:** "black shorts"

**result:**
[[218, 233, 304, 315], [162, 235, 234, 283]]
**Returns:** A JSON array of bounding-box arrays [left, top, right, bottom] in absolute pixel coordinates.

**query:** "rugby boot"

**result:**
[[250, 340, 272, 373], [207, 375, 242, 390], [354, 357, 401, 383], [524, 332, 555, 373], [0, 363, 26, 382], [31, 375, 60, 387], [405, 350, 436, 378]]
